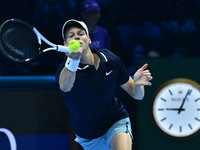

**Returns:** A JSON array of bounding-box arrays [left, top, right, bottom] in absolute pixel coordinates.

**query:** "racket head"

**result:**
[[0, 19, 41, 62]]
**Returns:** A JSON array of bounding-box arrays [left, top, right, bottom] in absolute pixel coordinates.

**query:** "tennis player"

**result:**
[[55, 19, 152, 150]]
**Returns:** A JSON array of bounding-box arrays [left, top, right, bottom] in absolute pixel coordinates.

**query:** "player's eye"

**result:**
[[78, 30, 86, 36], [67, 33, 74, 38], [78, 32, 84, 36]]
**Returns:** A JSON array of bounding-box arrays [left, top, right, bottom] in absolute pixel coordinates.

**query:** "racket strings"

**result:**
[[0, 20, 40, 61], [2, 28, 26, 57]]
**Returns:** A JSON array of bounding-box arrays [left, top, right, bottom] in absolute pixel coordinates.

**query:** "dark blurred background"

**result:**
[[1, 0, 200, 75], [1, 1, 200, 150]]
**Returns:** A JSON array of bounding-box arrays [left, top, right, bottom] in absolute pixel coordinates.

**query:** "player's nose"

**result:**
[[74, 36, 80, 40]]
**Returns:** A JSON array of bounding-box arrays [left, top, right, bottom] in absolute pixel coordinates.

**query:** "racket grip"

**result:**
[[57, 45, 70, 53]]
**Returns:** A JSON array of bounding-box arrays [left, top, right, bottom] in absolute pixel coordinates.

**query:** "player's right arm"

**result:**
[[59, 67, 76, 92], [59, 48, 82, 92]]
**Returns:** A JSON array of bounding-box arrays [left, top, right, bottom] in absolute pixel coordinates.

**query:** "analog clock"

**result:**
[[152, 78, 200, 139]]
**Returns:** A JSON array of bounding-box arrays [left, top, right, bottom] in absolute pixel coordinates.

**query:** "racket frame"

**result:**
[[0, 19, 70, 62]]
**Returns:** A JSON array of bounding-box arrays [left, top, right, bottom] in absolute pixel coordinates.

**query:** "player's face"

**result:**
[[65, 27, 91, 50]]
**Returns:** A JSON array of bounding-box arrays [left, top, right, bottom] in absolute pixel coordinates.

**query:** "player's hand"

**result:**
[[133, 63, 152, 86], [66, 47, 82, 60]]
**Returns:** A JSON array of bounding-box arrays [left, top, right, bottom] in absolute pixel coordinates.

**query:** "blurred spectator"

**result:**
[[160, 0, 200, 57], [110, 0, 162, 73], [1, 0, 200, 74], [161, 19, 198, 57], [80, 0, 111, 50], [117, 21, 161, 73], [23, 0, 72, 75]]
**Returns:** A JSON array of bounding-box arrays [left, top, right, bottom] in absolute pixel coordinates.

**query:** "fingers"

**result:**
[[66, 48, 82, 60], [142, 70, 151, 75], [140, 63, 148, 71], [148, 76, 153, 81], [134, 63, 153, 86], [143, 81, 152, 86], [145, 81, 152, 86], [135, 80, 152, 86], [142, 76, 152, 85], [142, 71, 153, 81], [141, 64, 152, 79]]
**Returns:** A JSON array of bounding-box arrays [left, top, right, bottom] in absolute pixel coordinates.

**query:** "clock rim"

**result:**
[[150, 77, 200, 140]]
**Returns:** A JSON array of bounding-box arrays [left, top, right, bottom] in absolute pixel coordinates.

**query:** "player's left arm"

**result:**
[[121, 63, 152, 100]]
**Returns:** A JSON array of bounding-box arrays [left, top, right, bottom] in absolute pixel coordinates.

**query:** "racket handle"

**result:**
[[57, 45, 70, 53]]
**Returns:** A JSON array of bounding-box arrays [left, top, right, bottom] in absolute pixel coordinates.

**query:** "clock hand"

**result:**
[[178, 89, 192, 114], [166, 108, 185, 111]]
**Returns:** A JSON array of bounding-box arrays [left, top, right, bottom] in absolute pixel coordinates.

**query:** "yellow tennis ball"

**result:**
[[68, 40, 80, 52]]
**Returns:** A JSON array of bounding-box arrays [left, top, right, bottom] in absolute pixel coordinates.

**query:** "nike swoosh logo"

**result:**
[[106, 70, 113, 76]]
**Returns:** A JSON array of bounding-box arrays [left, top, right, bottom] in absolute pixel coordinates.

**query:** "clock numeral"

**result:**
[[157, 108, 164, 111], [168, 89, 173, 95], [188, 124, 193, 130], [195, 98, 200, 102], [197, 109, 200, 111], [161, 98, 167, 102], [160, 117, 167, 122], [195, 117, 200, 122], [169, 124, 173, 130], [179, 126, 182, 133]]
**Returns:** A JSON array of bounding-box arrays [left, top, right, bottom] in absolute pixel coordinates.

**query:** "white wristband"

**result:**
[[65, 57, 80, 72]]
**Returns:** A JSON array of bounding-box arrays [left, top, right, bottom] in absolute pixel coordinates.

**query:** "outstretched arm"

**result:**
[[121, 63, 152, 100], [59, 48, 82, 92]]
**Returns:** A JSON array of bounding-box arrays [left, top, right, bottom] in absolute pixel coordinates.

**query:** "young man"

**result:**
[[55, 19, 152, 150]]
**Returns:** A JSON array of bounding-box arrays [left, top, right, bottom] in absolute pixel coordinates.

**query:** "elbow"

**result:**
[[59, 83, 72, 92], [58, 70, 75, 92]]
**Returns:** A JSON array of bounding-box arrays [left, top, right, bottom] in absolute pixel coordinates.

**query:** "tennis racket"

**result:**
[[0, 18, 71, 62]]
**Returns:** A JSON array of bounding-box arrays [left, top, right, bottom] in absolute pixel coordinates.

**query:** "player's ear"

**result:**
[[64, 41, 67, 46], [88, 36, 92, 44]]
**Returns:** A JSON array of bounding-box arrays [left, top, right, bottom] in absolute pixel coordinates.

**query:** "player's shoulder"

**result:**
[[98, 49, 121, 63], [98, 48, 115, 56]]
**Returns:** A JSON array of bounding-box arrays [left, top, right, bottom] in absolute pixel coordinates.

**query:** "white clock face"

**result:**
[[153, 79, 200, 138]]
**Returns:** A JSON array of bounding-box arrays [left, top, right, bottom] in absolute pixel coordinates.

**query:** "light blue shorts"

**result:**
[[75, 117, 133, 150]]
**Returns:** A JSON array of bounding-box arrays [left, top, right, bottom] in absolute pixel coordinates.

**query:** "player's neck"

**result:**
[[80, 50, 100, 70]]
